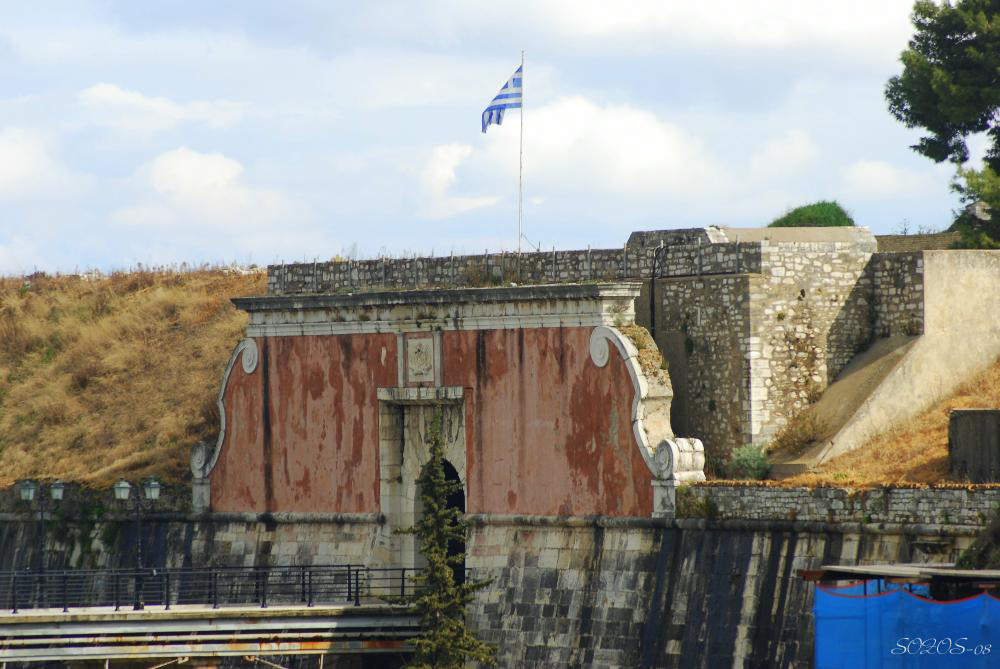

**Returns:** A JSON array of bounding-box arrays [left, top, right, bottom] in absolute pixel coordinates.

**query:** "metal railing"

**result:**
[[0, 565, 419, 613]]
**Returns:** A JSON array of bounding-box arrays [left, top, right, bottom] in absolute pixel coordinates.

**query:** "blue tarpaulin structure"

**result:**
[[815, 583, 1000, 667]]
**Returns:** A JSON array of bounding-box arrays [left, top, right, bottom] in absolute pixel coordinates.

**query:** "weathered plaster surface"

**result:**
[[442, 326, 655, 516], [209, 332, 398, 513], [208, 284, 685, 518]]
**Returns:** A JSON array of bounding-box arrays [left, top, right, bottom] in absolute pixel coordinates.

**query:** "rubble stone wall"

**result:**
[[266, 242, 763, 296], [683, 484, 1000, 526], [869, 251, 925, 337], [746, 242, 875, 445]]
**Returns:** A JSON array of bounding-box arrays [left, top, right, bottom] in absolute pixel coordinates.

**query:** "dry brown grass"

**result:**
[[786, 355, 1000, 487], [767, 409, 827, 458], [0, 269, 265, 488], [618, 324, 669, 383]]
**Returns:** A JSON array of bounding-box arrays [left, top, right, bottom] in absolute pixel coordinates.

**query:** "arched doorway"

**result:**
[[378, 401, 467, 571], [441, 459, 465, 585]]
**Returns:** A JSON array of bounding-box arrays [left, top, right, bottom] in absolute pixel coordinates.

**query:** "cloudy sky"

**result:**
[[0, 1, 989, 274]]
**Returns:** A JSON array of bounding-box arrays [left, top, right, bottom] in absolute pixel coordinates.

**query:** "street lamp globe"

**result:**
[[143, 478, 162, 501], [50, 481, 65, 501], [18, 480, 37, 502], [113, 479, 132, 501]]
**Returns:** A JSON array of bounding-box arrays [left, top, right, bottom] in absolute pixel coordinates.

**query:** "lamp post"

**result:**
[[113, 478, 161, 610], [18, 480, 64, 607]]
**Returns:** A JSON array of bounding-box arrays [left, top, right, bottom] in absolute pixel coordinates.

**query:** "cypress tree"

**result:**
[[400, 411, 496, 669]]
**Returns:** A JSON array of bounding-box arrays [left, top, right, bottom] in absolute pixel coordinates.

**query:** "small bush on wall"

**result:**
[[769, 201, 855, 228], [726, 443, 771, 480]]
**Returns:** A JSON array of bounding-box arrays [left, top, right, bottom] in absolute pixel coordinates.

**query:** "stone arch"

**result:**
[[377, 399, 466, 570]]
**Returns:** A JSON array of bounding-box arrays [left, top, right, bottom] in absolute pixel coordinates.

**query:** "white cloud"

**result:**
[[329, 49, 515, 109], [115, 147, 293, 230], [79, 83, 247, 135], [749, 130, 819, 179], [482, 96, 726, 197], [0, 127, 81, 201], [111, 147, 333, 262], [361, 0, 914, 61], [9, 28, 515, 114], [841, 160, 934, 199], [547, 1, 909, 52], [420, 144, 499, 219]]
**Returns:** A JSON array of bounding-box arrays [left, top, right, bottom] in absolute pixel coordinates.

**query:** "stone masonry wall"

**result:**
[[0, 484, 994, 668], [869, 251, 924, 337], [685, 484, 1000, 526], [651, 241, 876, 457], [651, 273, 752, 466], [758, 242, 874, 381], [191, 517, 384, 568], [876, 232, 961, 253], [264, 231, 935, 462], [269, 249, 625, 295], [747, 241, 875, 445], [266, 242, 763, 296], [465, 515, 980, 669]]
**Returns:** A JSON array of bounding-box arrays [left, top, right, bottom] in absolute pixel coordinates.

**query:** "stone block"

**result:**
[[949, 409, 1000, 483]]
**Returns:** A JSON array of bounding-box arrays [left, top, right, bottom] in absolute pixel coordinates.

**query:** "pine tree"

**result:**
[[885, 1, 1000, 171], [400, 411, 496, 669]]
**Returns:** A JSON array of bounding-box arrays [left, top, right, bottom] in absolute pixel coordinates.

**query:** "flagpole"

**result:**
[[518, 50, 524, 255]]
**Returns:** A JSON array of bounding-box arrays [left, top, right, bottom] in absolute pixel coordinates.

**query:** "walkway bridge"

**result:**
[[0, 565, 420, 665]]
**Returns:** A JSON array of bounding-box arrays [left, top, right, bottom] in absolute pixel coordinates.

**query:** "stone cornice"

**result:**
[[236, 282, 642, 336], [234, 282, 642, 312]]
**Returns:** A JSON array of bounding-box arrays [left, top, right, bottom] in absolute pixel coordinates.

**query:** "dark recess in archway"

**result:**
[[442, 459, 466, 585]]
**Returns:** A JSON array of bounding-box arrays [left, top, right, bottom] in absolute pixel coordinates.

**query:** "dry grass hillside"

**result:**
[[786, 355, 1000, 486], [0, 269, 265, 488]]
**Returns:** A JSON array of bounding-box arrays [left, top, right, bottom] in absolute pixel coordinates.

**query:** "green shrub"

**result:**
[[769, 200, 855, 228], [949, 210, 1000, 249], [726, 443, 771, 480]]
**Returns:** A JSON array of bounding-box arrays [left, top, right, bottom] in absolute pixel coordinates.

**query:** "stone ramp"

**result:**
[[772, 251, 1000, 478], [769, 336, 916, 477]]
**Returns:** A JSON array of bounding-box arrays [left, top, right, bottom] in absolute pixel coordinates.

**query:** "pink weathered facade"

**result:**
[[195, 285, 704, 533], [210, 333, 396, 513]]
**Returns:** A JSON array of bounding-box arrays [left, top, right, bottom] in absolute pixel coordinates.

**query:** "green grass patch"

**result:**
[[769, 200, 855, 228]]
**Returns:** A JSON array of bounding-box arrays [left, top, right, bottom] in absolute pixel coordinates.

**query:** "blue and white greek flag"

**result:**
[[482, 65, 522, 133]]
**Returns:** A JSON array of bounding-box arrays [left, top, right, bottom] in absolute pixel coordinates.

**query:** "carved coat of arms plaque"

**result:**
[[406, 338, 434, 383]]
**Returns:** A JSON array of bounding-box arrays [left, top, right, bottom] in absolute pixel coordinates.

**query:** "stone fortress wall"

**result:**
[[267, 228, 759, 295], [0, 229, 988, 667], [0, 489, 981, 664], [267, 226, 937, 460], [0, 482, 993, 668]]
